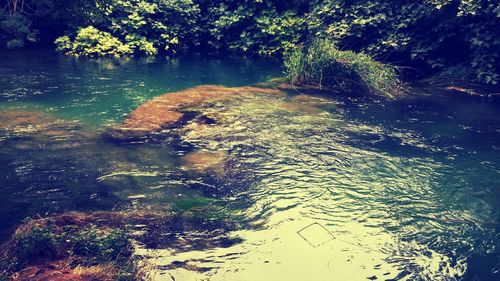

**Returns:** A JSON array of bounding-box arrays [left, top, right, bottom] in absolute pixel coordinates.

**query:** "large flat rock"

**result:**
[[107, 85, 285, 140]]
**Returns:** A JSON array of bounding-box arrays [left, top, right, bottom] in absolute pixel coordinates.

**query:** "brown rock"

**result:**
[[108, 85, 285, 140], [10, 262, 116, 281], [279, 101, 323, 115], [181, 151, 228, 173], [0, 111, 58, 134], [291, 94, 333, 105]]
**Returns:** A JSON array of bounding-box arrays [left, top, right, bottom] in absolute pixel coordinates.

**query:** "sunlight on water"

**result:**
[[0, 51, 499, 280], [145, 91, 498, 280]]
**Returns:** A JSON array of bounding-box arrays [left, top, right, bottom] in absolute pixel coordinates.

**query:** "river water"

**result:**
[[0, 51, 498, 280]]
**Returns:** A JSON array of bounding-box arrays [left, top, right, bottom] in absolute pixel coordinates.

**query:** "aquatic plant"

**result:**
[[284, 39, 401, 97]]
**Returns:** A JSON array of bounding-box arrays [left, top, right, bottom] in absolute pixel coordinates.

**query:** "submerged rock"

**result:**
[[291, 94, 337, 105], [0, 111, 59, 134], [107, 85, 285, 140], [279, 101, 324, 114], [181, 151, 228, 173], [103, 83, 334, 196], [0, 110, 92, 143]]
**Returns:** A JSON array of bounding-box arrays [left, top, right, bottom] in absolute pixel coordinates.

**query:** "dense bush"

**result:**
[[309, 0, 500, 85], [2, 0, 500, 86], [99, 0, 201, 55], [201, 1, 307, 55], [53, 0, 307, 57], [0, 9, 37, 49], [285, 39, 401, 97], [0, 0, 107, 48], [55, 26, 134, 57]]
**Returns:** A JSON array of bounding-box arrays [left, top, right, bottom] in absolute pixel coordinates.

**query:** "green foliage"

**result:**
[[12, 223, 131, 266], [52, 0, 306, 57], [2, 0, 499, 86], [0, 12, 36, 49], [103, 0, 200, 54], [309, 0, 500, 85], [285, 39, 401, 97], [3, 220, 134, 279], [55, 26, 133, 57], [242, 9, 306, 55], [204, 1, 306, 55], [14, 225, 58, 263], [54, 0, 201, 56], [0, 0, 106, 48], [69, 227, 131, 264]]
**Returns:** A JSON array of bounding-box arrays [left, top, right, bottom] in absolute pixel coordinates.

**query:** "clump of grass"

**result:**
[[14, 225, 58, 263], [69, 227, 132, 265], [284, 39, 402, 97], [1, 210, 241, 280], [0, 216, 136, 281], [72, 264, 117, 280]]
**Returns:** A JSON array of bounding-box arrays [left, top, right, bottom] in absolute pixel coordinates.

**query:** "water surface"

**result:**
[[0, 51, 498, 281]]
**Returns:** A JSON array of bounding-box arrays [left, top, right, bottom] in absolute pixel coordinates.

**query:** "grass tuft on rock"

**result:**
[[284, 39, 402, 97], [0, 210, 242, 280], [0, 214, 136, 281]]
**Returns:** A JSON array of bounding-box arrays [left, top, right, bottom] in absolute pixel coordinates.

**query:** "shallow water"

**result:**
[[0, 51, 499, 280]]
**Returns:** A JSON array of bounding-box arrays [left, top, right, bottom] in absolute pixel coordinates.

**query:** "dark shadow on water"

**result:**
[[462, 252, 500, 281]]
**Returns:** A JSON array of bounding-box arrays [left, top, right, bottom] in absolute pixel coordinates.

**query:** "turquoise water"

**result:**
[[0, 51, 499, 280], [0, 50, 280, 125]]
